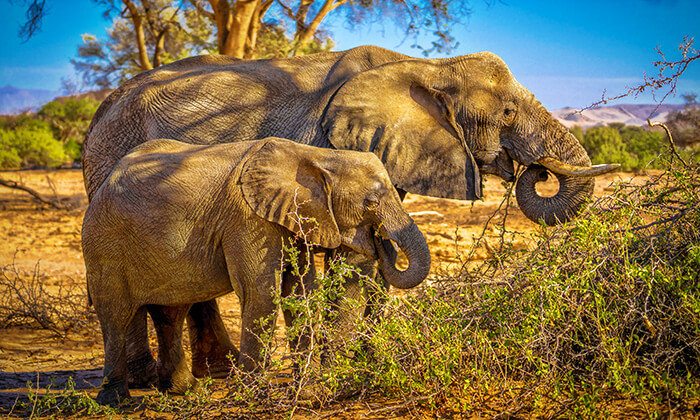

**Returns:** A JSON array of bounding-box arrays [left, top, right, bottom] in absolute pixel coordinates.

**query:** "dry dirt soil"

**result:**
[[0, 168, 653, 416]]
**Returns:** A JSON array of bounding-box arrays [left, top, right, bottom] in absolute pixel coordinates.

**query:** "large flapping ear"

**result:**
[[322, 60, 481, 200], [241, 139, 341, 248]]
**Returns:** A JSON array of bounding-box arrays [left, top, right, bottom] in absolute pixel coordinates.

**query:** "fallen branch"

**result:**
[[0, 178, 65, 209]]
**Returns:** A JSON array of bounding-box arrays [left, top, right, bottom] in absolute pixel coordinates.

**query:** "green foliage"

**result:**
[[21, 377, 116, 417], [582, 126, 638, 170], [575, 122, 697, 171], [0, 126, 68, 169], [569, 125, 584, 143], [620, 125, 667, 169], [39, 97, 100, 157], [0, 97, 99, 169]]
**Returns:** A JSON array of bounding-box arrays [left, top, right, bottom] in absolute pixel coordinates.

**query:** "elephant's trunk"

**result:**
[[375, 222, 431, 289], [512, 95, 617, 225], [516, 164, 595, 226]]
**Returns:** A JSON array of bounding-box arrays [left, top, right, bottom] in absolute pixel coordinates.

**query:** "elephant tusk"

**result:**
[[537, 157, 620, 177]]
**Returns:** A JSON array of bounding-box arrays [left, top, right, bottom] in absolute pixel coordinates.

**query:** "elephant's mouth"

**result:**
[[476, 148, 516, 182]]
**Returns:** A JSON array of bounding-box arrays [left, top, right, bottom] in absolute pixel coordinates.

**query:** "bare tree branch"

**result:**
[[0, 178, 66, 209], [583, 36, 699, 113], [647, 119, 690, 168], [17, 0, 47, 41]]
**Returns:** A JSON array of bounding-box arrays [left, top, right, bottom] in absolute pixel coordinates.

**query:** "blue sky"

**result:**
[[1, 0, 698, 109]]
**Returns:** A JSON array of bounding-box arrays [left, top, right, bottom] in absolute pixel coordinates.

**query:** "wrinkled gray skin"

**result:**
[[83, 45, 611, 384], [83, 138, 431, 406]]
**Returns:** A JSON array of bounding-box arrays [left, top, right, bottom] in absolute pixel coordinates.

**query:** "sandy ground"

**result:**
[[0, 168, 652, 415]]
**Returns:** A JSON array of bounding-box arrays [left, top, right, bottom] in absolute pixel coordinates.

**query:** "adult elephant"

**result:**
[[83, 45, 617, 383]]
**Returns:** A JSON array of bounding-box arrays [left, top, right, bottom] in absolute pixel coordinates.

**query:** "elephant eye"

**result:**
[[364, 197, 380, 210], [504, 107, 517, 124]]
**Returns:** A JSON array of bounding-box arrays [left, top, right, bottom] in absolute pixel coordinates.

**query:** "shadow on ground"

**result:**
[[0, 368, 102, 410]]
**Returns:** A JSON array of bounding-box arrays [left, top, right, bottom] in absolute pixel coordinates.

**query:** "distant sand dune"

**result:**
[[552, 104, 686, 128]]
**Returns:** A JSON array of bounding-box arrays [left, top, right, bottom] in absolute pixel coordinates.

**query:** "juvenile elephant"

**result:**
[[83, 45, 618, 382], [82, 137, 430, 406]]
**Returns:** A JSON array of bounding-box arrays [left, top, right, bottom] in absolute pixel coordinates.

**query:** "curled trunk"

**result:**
[[375, 223, 431, 289], [516, 165, 594, 226]]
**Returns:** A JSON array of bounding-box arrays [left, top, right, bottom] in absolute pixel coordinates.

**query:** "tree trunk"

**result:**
[[153, 30, 166, 68], [243, 0, 273, 59], [122, 0, 153, 71], [220, 0, 258, 58], [293, 0, 342, 55], [209, 0, 231, 54]]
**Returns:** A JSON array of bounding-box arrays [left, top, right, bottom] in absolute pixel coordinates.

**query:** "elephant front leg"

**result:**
[[239, 295, 278, 372], [282, 248, 317, 362], [187, 299, 240, 378], [323, 249, 389, 364], [326, 249, 387, 327]]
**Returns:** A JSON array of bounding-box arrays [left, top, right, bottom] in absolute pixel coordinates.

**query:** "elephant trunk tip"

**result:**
[[375, 223, 431, 289]]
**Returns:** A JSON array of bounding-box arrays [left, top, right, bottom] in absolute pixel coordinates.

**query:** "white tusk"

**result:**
[[409, 211, 444, 217], [537, 157, 620, 177]]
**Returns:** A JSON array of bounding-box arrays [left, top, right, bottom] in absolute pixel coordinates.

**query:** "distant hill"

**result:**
[[53, 89, 114, 103], [0, 85, 62, 115], [552, 104, 686, 129]]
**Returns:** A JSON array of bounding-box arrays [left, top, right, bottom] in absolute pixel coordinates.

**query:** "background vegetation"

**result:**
[[0, 97, 99, 170]]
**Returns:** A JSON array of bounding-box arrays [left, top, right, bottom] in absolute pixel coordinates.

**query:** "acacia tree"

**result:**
[[666, 93, 699, 148], [72, 3, 214, 88], [188, 0, 471, 59]]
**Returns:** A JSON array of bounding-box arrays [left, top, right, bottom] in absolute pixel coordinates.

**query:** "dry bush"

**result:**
[[0, 260, 94, 333]]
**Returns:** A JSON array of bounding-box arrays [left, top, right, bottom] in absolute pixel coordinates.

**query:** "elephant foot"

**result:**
[[191, 350, 237, 378], [96, 378, 130, 407], [158, 368, 198, 395], [127, 352, 158, 389]]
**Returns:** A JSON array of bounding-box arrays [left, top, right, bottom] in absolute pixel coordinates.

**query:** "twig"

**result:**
[[647, 119, 690, 168]]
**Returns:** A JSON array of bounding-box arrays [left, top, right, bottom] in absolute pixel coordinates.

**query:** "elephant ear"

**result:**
[[322, 60, 481, 200], [241, 139, 341, 248]]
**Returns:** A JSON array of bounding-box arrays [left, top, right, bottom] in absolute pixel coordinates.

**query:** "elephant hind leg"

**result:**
[[125, 306, 157, 388], [188, 300, 239, 379], [94, 303, 136, 406], [148, 304, 197, 394]]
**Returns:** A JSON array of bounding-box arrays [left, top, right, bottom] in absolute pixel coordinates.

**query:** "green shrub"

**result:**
[[582, 126, 637, 170], [0, 97, 99, 169], [137, 156, 698, 418], [0, 126, 68, 169], [574, 123, 694, 172]]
